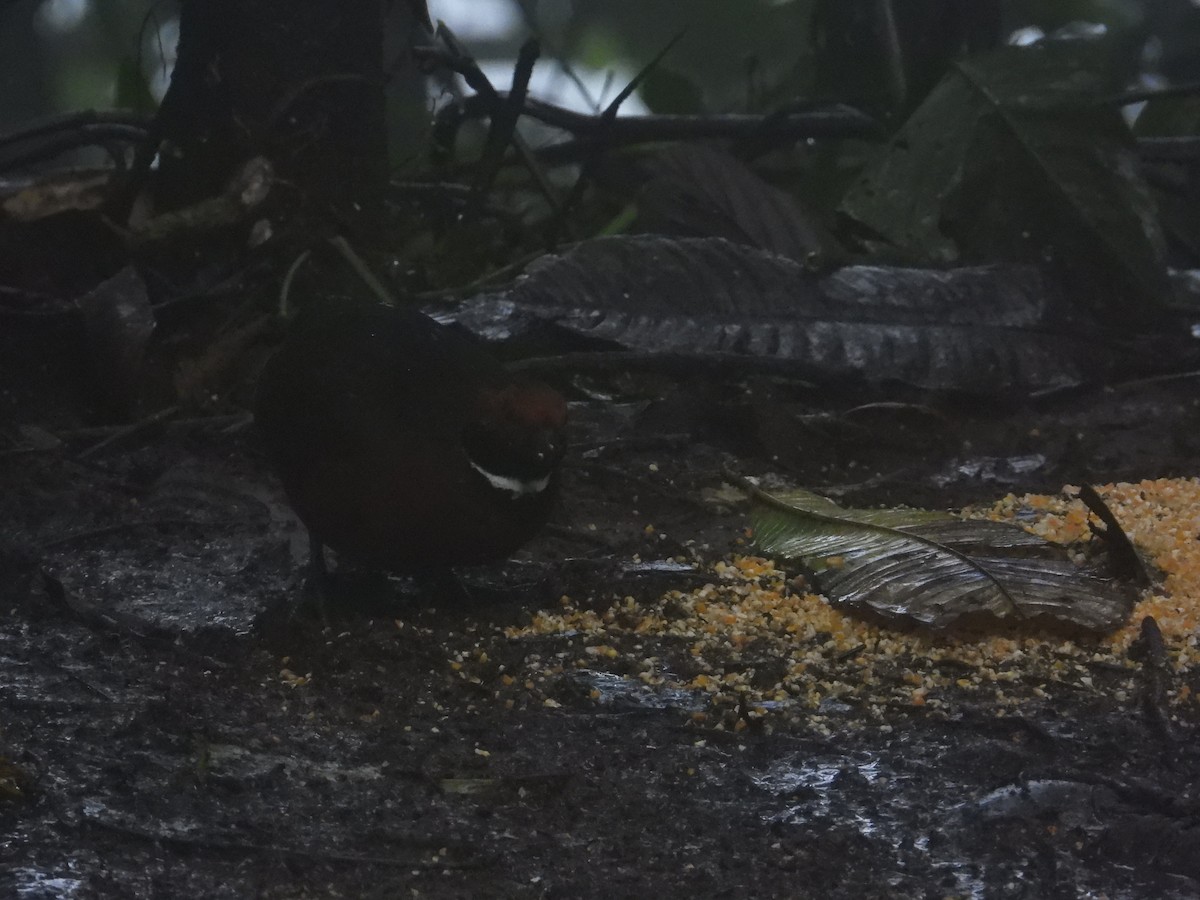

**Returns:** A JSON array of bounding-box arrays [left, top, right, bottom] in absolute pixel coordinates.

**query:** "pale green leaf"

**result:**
[[746, 481, 1136, 630]]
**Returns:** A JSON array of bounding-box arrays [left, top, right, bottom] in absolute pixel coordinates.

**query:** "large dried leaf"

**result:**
[[463, 235, 1110, 394], [636, 144, 845, 265], [746, 483, 1137, 631], [840, 44, 1171, 322]]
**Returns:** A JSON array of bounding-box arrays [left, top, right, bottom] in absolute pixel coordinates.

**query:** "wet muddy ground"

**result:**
[[3, 374, 1200, 899]]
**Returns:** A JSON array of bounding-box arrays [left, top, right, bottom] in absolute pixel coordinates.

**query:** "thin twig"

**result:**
[[1078, 483, 1151, 587], [1128, 615, 1177, 745], [414, 244, 555, 302], [77, 406, 181, 460], [471, 38, 540, 203], [876, 0, 907, 111], [451, 95, 883, 143], [514, 0, 598, 111], [0, 127, 147, 172], [0, 109, 149, 152], [327, 236, 398, 307], [1101, 80, 1200, 107], [419, 31, 562, 216], [549, 29, 687, 243], [279, 249, 313, 317], [509, 350, 830, 385]]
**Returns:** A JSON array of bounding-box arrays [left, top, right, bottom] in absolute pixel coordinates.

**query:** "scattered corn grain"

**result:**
[[494, 478, 1200, 723]]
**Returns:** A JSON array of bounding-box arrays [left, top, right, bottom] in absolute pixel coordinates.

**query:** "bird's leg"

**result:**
[[299, 531, 331, 625], [306, 533, 328, 580], [418, 567, 475, 608]]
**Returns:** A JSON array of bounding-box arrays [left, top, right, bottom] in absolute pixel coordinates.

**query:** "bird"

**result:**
[[255, 298, 567, 585]]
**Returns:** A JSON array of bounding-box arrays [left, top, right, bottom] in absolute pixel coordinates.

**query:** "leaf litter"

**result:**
[[744, 480, 1140, 630], [503, 478, 1200, 730]]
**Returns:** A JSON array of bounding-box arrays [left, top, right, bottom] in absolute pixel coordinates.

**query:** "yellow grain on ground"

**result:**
[[982, 477, 1200, 669], [499, 478, 1200, 725]]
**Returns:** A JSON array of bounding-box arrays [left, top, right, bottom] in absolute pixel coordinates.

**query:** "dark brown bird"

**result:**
[[255, 300, 567, 578]]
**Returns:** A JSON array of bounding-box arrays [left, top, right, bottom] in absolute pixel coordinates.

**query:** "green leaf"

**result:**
[[639, 66, 707, 115], [837, 69, 971, 262], [1134, 95, 1200, 138], [115, 57, 157, 114], [840, 44, 1172, 322], [745, 481, 1137, 631]]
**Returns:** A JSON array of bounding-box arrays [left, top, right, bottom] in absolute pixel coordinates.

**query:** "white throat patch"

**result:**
[[469, 460, 551, 498]]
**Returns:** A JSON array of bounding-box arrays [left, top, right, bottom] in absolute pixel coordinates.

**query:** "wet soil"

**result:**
[[3, 374, 1200, 899]]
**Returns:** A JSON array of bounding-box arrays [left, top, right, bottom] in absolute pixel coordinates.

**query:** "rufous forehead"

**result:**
[[482, 381, 567, 427]]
